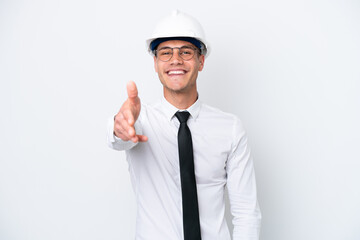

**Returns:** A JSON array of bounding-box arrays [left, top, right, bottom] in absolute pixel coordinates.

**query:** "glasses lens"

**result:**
[[157, 48, 173, 61], [179, 47, 195, 60], [156, 47, 197, 61]]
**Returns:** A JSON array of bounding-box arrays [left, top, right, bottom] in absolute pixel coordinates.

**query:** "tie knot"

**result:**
[[175, 111, 190, 123]]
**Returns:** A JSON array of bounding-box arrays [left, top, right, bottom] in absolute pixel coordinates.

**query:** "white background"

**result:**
[[1, 0, 359, 239]]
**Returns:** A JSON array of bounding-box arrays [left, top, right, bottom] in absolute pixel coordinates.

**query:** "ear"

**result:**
[[154, 56, 158, 73], [198, 55, 205, 72]]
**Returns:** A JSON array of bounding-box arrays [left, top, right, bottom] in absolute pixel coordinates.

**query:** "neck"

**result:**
[[163, 88, 198, 109]]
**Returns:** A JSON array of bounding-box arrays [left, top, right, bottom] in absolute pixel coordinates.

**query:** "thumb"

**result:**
[[127, 81, 138, 102]]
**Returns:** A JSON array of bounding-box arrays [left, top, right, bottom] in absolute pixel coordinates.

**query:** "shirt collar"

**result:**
[[160, 95, 202, 122]]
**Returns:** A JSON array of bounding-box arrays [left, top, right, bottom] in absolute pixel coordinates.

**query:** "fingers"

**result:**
[[114, 111, 136, 141], [123, 108, 135, 125], [114, 111, 148, 143], [126, 81, 138, 103], [130, 135, 148, 143], [137, 135, 148, 142]]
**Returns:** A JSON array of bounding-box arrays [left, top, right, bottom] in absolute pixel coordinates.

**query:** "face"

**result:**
[[154, 40, 205, 96]]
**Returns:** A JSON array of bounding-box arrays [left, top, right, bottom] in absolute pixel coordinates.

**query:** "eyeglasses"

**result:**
[[155, 46, 200, 62]]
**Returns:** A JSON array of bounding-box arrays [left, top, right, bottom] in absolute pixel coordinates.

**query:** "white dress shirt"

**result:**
[[107, 97, 261, 240]]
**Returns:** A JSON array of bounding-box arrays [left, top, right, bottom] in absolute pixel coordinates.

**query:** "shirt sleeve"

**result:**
[[226, 118, 262, 240], [106, 116, 142, 151]]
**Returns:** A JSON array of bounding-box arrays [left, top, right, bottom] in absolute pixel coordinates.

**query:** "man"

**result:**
[[107, 10, 261, 240]]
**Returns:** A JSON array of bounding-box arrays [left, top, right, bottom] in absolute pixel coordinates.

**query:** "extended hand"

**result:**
[[114, 81, 148, 143]]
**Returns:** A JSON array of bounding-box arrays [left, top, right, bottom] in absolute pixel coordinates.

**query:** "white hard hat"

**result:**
[[146, 10, 211, 57]]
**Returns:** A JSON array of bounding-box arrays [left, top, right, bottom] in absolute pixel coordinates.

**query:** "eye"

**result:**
[[180, 47, 194, 55], [158, 49, 172, 56]]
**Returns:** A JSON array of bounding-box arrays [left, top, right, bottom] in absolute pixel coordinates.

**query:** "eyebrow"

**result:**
[[157, 45, 194, 51]]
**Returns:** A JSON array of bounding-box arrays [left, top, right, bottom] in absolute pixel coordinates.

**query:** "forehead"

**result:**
[[157, 40, 196, 49]]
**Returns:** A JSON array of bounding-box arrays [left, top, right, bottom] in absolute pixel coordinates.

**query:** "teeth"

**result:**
[[168, 70, 185, 75]]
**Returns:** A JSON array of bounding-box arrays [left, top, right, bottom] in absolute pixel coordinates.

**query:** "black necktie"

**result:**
[[175, 111, 201, 240]]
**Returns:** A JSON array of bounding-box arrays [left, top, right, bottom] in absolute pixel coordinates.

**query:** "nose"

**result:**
[[169, 48, 183, 64]]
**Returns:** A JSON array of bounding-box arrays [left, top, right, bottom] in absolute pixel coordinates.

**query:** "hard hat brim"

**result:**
[[146, 36, 210, 58]]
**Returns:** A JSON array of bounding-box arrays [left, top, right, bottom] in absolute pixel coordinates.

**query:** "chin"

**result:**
[[167, 86, 185, 93], [164, 84, 187, 93], [163, 80, 185, 90]]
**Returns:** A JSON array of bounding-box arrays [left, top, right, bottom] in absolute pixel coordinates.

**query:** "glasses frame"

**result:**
[[154, 46, 201, 62]]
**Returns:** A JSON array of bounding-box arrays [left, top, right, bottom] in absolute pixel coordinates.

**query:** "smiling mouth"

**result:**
[[167, 70, 187, 75]]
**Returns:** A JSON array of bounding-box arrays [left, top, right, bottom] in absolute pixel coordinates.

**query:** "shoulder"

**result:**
[[200, 103, 242, 123], [199, 103, 246, 135]]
